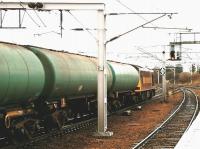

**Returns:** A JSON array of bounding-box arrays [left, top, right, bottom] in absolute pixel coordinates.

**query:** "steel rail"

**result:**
[[132, 88, 185, 149], [184, 88, 199, 132]]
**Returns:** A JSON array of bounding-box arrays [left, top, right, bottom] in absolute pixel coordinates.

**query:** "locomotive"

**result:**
[[0, 41, 155, 141]]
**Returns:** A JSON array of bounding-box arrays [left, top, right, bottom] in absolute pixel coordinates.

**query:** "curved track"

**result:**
[[133, 88, 199, 149]]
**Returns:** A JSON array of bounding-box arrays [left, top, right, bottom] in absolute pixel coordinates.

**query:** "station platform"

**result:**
[[175, 112, 200, 149]]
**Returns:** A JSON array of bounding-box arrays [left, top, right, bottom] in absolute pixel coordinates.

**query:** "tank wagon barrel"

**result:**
[[0, 42, 140, 106], [26, 46, 114, 101], [108, 62, 139, 92], [0, 42, 45, 106], [0, 41, 154, 143]]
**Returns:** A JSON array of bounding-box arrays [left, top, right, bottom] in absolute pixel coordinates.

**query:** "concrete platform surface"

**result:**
[[175, 112, 200, 149]]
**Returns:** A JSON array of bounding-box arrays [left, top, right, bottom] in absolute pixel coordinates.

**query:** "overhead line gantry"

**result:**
[[0, 0, 112, 136]]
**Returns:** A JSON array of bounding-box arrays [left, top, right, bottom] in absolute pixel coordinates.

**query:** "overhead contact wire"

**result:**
[[19, 2, 41, 27], [106, 14, 166, 43], [33, 10, 47, 27], [68, 11, 98, 42], [114, 0, 157, 27]]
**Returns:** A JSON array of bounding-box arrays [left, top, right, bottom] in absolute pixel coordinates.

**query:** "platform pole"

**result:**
[[157, 70, 160, 84], [162, 51, 167, 102], [174, 68, 176, 87], [96, 10, 113, 136]]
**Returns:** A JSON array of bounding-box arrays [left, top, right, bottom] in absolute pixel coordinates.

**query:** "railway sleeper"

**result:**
[[147, 138, 179, 144], [156, 135, 183, 140], [151, 145, 175, 149]]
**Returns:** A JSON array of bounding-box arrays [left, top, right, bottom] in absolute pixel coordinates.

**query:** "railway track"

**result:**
[[1, 93, 163, 149], [1, 116, 97, 149], [132, 88, 199, 149]]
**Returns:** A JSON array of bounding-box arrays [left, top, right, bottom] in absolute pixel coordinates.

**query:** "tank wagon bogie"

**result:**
[[0, 42, 156, 142]]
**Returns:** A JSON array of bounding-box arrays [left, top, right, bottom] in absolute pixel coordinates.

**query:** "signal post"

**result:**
[[161, 51, 167, 102]]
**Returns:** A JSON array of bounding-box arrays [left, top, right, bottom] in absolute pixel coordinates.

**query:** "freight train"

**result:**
[[0, 42, 155, 141]]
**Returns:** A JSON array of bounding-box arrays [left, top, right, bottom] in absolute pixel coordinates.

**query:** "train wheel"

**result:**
[[149, 91, 153, 99], [141, 93, 146, 101]]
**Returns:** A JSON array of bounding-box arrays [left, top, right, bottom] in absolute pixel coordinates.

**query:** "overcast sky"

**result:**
[[1, 0, 200, 71]]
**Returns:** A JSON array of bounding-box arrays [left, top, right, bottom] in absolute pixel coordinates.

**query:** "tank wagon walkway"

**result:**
[[175, 112, 200, 149]]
